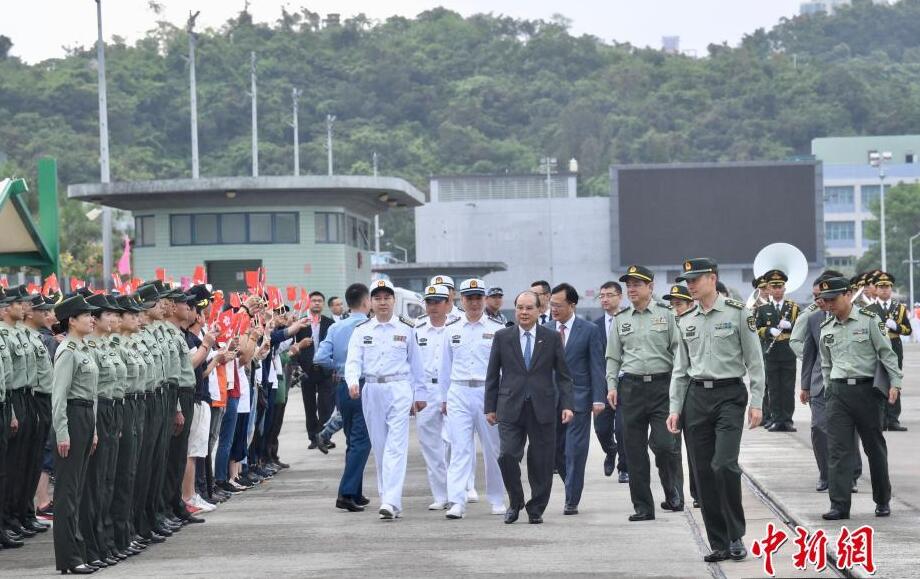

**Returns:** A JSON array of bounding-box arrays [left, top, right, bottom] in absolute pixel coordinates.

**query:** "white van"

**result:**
[[394, 287, 425, 320]]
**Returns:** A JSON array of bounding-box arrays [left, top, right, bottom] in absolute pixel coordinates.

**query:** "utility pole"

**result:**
[[291, 88, 301, 176], [870, 151, 892, 271], [373, 151, 380, 255], [539, 156, 557, 281], [94, 0, 113, 288], [326, 114, 335, 176], [188, 11, 201, 178], [250, 51, 258, 177]]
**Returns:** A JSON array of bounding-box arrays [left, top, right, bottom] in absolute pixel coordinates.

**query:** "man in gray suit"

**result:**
[[546, 283, 606, 515], [485, 291, 574, 524], [791, 271, 862, 493]]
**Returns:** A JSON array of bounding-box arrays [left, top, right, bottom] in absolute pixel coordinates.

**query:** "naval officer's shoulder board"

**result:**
[[398, 315, 415, 328], [725, 298, 745, 310], [445, 317, 461, 327], [354, 318, 372, 328]]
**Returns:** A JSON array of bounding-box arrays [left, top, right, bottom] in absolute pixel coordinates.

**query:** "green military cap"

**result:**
[[29, 294, 54, 311], [114, 295, 142, 313], [867, 270, 883, 286], [137, 284, 162, 305], [663, 284, 693, 302], [150, 280, 174, 297], [166, 288, 191, 302], [875, 272, 895, 287], [751, 275, 764, 290], [54, 294, 99, 321], [816, 276, 850, 299], [763, 269, 788, 286], [619, 265, 654, 283], [675, 257, 718, 282], [129, 294, 151, 311], [4, 284, 31, 303], [86, 293, 124, 312]]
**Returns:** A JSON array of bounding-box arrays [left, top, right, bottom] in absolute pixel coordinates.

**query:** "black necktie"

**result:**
[[540, 314, 547, 325]]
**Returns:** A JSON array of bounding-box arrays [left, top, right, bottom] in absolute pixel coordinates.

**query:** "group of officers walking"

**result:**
[[316, 258, 904, 564]]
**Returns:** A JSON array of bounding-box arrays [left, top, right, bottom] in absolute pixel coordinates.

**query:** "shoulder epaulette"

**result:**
[[820, 315, 835, 328], [445, 317, 462, 327], [613, 307, 630, 317], [355, 318, 372, 327], [859, 308, 878, 318], [488, 314, 505, 325], [656, 300, 672, 309], [725, 298, 744, 310], [110, 336, 121, 345], [804, 303, 818, 313], [456, 305, 466, 312], [0, 328, 7, 337], [398, 315, 415, 327], [66, 341, 77, 351], [415, 321, 428, 329], [86, 339, 97, 348], [416, 314, 429, 321]]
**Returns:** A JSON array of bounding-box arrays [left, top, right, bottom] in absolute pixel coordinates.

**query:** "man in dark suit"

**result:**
[[293, 291, 336, 449], [545, 283, 605, 515], [594, 281, 629, 482], [485, 290, 574, 524]]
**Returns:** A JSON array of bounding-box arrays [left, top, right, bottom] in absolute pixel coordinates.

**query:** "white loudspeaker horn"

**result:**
[[753, 243, 809, 293]]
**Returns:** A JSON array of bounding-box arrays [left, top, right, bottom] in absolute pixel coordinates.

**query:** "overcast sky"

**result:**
[[3, 1, 805, 63]]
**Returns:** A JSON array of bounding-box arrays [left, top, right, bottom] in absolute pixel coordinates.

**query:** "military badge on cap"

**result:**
[[370, 279, 395, 295], [459, 278, 486, 296]]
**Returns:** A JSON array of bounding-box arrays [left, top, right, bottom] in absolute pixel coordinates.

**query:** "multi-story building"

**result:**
[[813, 135, 920, 272]]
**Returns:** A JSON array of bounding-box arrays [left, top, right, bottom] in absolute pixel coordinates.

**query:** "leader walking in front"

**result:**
[[485, 290, 574, 524]]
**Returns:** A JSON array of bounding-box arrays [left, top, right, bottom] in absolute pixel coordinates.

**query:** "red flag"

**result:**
[[230, 292, 242, 310], [27, 283, 40, 295], [286, 286, 297, 302], [216, 310, 233, 342], [129, 278, 142, 293], [70, 278, 85, 292], [0, 277, 7, 289], [192, 265, 207, 285], [208, 292, 225, 325], [111, 273, 124, 294], [266, 286, 281, 310], [42, 273, 59, 296], [245, 271, 259, 292], [231, 311, 250, 336], [155, 268, 166, 282]]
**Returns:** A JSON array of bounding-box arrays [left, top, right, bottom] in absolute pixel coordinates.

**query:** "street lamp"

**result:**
[[538, 156, 557, 281], [869, 151, 892, 271], [910, 231, 920, 319]]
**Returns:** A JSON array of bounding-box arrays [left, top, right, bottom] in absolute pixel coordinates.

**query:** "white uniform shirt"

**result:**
[[414, 315, 455, 404], [439, 314, 504, 398], [344, 315, 427, 400]]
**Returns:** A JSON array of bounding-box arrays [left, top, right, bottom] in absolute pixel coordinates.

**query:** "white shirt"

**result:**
[[519, 324, 538, 362], [440, 314, 504, 398], [554, 314, 576, 348], [772, 299, 785, 311], [415, 316, 451, 402], [605, 313, 615, 337], [344, 315, 426, 400]]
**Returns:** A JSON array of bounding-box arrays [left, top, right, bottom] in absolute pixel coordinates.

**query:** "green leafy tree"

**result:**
[[856, 182, 920, 296]]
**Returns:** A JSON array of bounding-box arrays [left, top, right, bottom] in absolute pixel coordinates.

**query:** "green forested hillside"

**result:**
[[3, 0, 920, 275]]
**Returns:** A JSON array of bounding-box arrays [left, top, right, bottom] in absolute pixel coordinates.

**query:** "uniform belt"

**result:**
[[454, 379, 486, 388], [32, 391, 51, 399], [831, 377, 873, 386], [68, 399, 94, 408], [364, 374, 409, 384], [126, 393, 141, 400], [166, 381, 179, 389], [621, 372, 671, 383], [154, 386, 164, 394], [888, 332, 902, 340], [690, 377, 743, 389], [23, 386, 33, 395], [98, 397, 115, 406]]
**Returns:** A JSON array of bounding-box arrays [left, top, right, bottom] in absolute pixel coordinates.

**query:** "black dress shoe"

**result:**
[[125, 546, 142, 556], [61, 564, 96, 575], [528, 514, 543, 524], [326, 441, 336, 449], [563, 505, 579, 515], [104, 556, 119, 566], [661, 501, 685, 512], [851, 480, 859, 493], [816, 480, 828, 492], [0, 531, 24, 548], [184, 515, 205, 524], [618, 471, 629, 484], [336, 496, 365, 512], [308, 441, 319, 449], [762, 420, 774, 430], [767, 422, 784, 432], [155, 526, 173, 537], [704, 550, 730, 563], [875, 503, 891, 517], [113, 552, 128, 560], [149, 532, 167, 543], [356, 495, 370, 507], [628, 512, 655, 522], [692, 500, 700, 508], [317, 439, 330, 455], [603, 455, 614, 477], [822, 509, 850, 520], [729, 539, 747, 561], [15, 525, 37, 538], [276, 460, 290, 469], [89, 560, 108, 569], [886, 422, 908, 432], [25, 519, 50, 532], [504, 508, 520, 524]]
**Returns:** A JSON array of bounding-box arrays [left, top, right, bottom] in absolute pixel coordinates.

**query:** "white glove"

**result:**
[[769, 327, 782, 338], [778, 319, 792, 330], [885, 319, 898, 331]]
